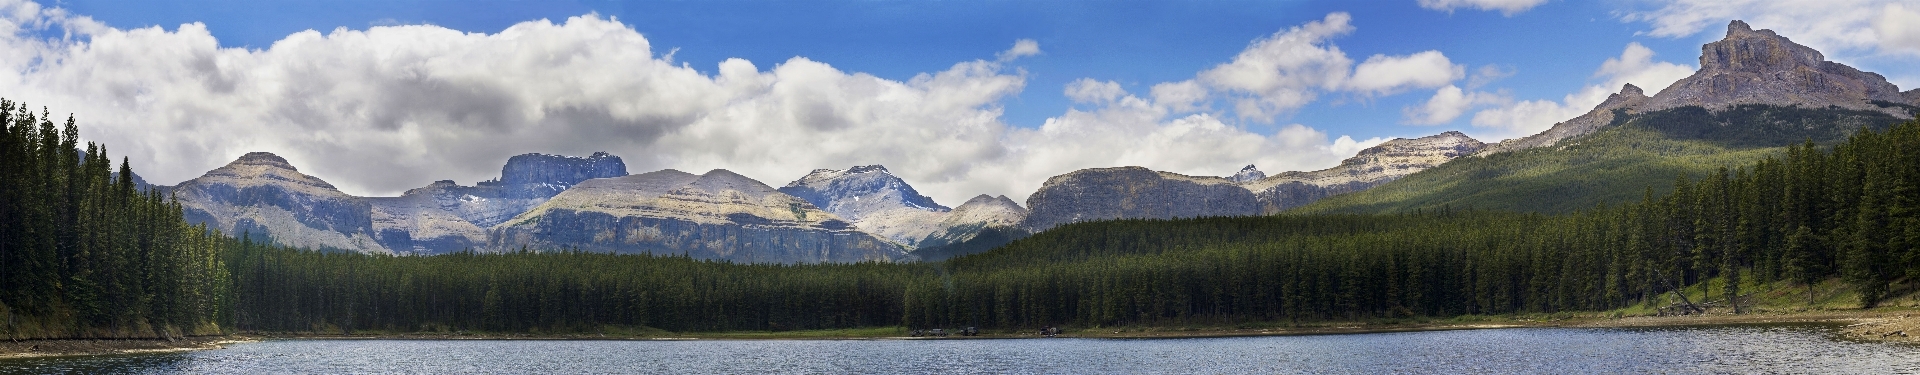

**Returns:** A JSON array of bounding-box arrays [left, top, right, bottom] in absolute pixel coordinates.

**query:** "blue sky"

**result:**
[[55, 0, 1710, 138], [9, 0, 1920, 204]]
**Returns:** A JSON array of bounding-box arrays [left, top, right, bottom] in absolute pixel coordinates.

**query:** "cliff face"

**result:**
[[489, 169, 907, 263], [1483, 20, 1919, 156], [1648, 21, 1911, 115], [1022, 167, 1258, 232], [173, 152, 389, 254], [369, 152, 628, 255], [1241, 131, 1486, 213], [487, 152, 628, 196]]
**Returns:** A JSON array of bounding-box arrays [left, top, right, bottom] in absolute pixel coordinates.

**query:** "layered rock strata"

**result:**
[[1241, 131, 1486, 213], [173, 152, 389, 254], [489, 169, 906, 263], [1483, 20, 1920, 155], [1022, 167, 1258, 232]]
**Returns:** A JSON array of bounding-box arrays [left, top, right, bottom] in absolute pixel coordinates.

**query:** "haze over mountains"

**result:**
[[163, 20, 1919, 263]]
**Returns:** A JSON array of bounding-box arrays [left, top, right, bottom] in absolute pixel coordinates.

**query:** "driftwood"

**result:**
[[1651, 268, 1704, 316]]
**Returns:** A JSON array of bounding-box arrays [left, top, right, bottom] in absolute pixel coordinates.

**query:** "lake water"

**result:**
[[3, 324, 1916, 374]]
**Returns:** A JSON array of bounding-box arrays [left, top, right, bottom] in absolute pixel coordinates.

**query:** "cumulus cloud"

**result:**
[[1196, 12, 1355, 121], [0, 2, 1036, 204], [1876, 3, 1920, 55], [0, 2, 1404, 207], [1064, 78, 1125, 104], [996, 38, 1041, 62], [1405, 85, 1506, 125], [1347, 50, 1464, 96], [1467, 42, 1693, 140], [1417, 0, 1549, 16], [1621, 0, 1913, 58]]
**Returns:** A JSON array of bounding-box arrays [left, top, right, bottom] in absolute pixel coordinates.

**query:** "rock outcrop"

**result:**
[[1479, 84, 1649, 155], [1228, 165, 1266, 183], [368, 152, 628, 255], [1483, 20, 1919, 156], [1647, 21, 1911, 115], [489, 169, 906, 263], [917, 194, 1029, 248], [483, 152, 627, 197], [173, 152, 389, 254], [777, 165, 951, 247], [1240, 131, 1485, 213], [1022, 167, 1258, 232]]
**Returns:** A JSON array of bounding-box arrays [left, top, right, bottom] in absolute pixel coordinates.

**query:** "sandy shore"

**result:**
[[3, 309, 1911, 359], [0, 336, 253, 360]]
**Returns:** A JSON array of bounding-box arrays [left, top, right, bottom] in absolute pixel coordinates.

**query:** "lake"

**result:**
[[3, 324, 1916, 374]]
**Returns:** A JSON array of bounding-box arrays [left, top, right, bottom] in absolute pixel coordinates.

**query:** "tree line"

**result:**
[[0, 100, 230, 339], [3, 98, 1915, 336], [905, 119, 1920, 328]]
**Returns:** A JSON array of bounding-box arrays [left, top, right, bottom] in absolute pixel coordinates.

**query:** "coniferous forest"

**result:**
[[4, 99, 1919, 337]]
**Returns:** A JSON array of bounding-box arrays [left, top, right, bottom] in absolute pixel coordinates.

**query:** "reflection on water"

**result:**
[[2, 324, 1916, 374]]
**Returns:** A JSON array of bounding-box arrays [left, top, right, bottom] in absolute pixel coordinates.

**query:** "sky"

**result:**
[[3, 0, 1918, 206]]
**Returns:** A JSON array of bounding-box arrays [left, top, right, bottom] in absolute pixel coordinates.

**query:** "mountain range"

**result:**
[[162, 20, 1918, 262]]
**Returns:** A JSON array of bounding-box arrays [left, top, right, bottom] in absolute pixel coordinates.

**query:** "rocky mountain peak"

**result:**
[[495, 151, 627, 188], [847, 165, 890, 174], [231, 152, 297, 170], [776, 164, 951, 247], [779, 165, 948, 215], [1646, 20, 1909, 114], [1701, 20, 1823, 73], [1229, 165, 1266, 183], [1483, 20, 1917, 157]]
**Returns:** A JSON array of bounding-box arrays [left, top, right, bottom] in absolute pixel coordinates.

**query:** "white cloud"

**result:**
[[1149, 80, 1208, 113], [1064, 78, 1124, 104], [1417, 0, 1549, 16], [1594, 42, 1695, 96], [1196, 12, 1355, 121], [1875, 3, 1920, 55], [1405, 85, 1507, 125], [0, 2, 1400, 208], [1466, 42, 1694, 140], [1465, 64, 1514, 89], [1347, 50, 1464, 96], [1621, 0, 1897, 57], [996, 38, 1041, 62], [0, 4, 1036, 205]]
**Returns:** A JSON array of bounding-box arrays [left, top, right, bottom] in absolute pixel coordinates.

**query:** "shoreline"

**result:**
[[4, 308, 1912, 359], [0, 336, 254, 360]]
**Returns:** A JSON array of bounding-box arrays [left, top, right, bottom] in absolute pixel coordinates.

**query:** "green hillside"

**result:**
[[1293, 105, 1912, 215]]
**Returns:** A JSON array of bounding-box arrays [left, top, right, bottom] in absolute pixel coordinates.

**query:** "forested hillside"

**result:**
[[5, 100, 1917, 336], [904, 117, 1920, 328], [0, 100, 231, 339], [1295, 105, 1910, 215]]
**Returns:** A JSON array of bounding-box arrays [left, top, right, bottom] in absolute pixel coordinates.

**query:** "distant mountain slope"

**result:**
[[369, 152, 626, 254], [1481, 20, 1918, 156], [176, 151, 628, 255], [1240, 131, 1483, 213], [174, 152, 389, 254], [777, 165, 951, 247], [1021, 167, 1257, 232], [1295, 20, 1917, 215], [489, 169, 907, 263]]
